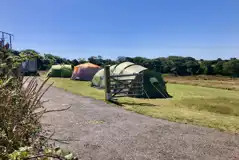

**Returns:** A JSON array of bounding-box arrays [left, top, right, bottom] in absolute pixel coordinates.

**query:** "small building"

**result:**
[[20, 59, 38, 75]]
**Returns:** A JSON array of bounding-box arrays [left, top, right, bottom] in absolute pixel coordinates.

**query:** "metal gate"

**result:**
[[104, 65, 144, 101]]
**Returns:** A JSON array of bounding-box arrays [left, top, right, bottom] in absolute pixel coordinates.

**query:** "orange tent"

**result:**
[[71, 63, 101, 81]]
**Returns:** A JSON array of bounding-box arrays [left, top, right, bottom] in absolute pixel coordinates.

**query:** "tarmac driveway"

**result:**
[[32, 79, 239, 160]]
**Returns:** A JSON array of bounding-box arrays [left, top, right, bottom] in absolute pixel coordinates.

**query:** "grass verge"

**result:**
[[43, 77, 239, 133]]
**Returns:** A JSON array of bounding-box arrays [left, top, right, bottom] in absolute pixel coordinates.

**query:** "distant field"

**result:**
[[42, 76, 239, 133], [164, 74, 239, 91]]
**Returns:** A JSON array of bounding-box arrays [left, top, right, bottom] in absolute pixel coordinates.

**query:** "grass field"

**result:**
[[43, 76, 239, 133], [164, 74, 239, 91]]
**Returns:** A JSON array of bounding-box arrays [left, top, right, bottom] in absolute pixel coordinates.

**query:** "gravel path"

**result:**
[[34, 80, 239, 160]]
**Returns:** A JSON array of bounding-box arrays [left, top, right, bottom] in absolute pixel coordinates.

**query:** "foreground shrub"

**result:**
[[0, 48, 76, 159]]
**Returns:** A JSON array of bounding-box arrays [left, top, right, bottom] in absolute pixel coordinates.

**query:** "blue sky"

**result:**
[[1, 0, 238, 60]]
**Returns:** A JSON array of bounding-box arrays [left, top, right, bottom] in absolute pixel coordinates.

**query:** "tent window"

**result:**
[[149, 77, 159, 85]]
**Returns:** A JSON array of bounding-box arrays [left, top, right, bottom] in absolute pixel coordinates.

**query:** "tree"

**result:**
[[167, 56, 188, 75], [11, 48, 239, 77], [71, 59, 79, 66], [213, 61, 224, 75], [132, 56, 146, 65], [88, 56, 104, 66], [159, 57, 171, 73], [200, 61, 214, 75], [117, 56, 127, 63], [104, 59, 116, 65], [153, 58, 162, 72], [222, 59, 239, 77], [185, 60, 200, 75], [78, 58, 87, 64]]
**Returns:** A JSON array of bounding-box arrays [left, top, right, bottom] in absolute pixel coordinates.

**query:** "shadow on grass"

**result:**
[[110, 100, 157, 107]]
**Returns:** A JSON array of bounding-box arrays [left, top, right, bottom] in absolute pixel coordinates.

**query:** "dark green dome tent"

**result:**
[[91, 62, 171, 98], [47, 64, 73, 77]]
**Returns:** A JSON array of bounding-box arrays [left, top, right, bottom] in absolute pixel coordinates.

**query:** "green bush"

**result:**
[[0, 48, 77, 159]]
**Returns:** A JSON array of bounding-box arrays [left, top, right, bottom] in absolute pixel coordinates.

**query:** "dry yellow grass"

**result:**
[[164, 75, 239, 91]]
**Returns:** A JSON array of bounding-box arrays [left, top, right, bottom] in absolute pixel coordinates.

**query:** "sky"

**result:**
[[1, 0, 239, 60]]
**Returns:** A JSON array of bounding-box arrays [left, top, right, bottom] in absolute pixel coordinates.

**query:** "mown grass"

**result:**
[[43, 77, 239, 133], [164, 74, 239, 91]]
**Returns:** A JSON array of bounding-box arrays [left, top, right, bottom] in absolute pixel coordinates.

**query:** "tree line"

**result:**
[[17, 50, 239, 77]]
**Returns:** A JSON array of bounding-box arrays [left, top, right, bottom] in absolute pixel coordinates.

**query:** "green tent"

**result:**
[[47, 64, 73, 77], [91, 62, 171, 98]]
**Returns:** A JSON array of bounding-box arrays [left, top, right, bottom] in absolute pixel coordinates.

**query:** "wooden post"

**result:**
[[61, 64, 63, 78], [9, 35, 12, 49], [1, 32, 4, 47], [104, 65, 111, 101]]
